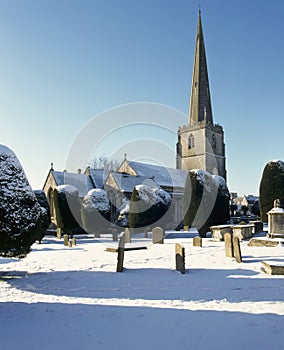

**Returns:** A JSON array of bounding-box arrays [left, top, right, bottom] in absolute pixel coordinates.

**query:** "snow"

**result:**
[[57, 184, 79, 196], [83, 189, 110, 213], [268, 207, 284, 213], [0, 231, 284, 350], [135, 184, 171, 206]]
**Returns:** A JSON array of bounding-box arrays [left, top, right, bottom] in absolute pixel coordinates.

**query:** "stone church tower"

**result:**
[[176, 11, 226, 180]]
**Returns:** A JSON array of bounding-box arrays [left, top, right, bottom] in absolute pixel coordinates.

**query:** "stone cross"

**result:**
[[152, 227, 164, 244]]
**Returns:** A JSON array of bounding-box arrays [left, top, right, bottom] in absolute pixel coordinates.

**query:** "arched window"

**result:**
[[188, 134, 194, 149], [212, 134, 216, 151]]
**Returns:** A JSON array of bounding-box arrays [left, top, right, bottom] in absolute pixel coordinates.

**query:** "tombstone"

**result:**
[[56, 228, 62, 239], [224, 232, 234, 258], [112, 229, 118, 241], [68, 240, 72, 248], [72, 237, 76, 246], [175, 243, 186, 274], [125, 228, 131, 243], [267, 199, 284, 239], [144, 228, 149, 238], [249, 220, 263, 234], [152, 227, 164, 244], [193, 236, 202, 247], [64, 234, 69, 246], [116, 233, 126, 272], [183, 225, 189, 232], [232, 224, 254, 240], [210, 225, 232, 241], [233, 236, 242, 263]]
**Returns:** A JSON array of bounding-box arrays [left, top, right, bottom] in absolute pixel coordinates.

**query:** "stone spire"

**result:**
[[189, 11, 213, 125]]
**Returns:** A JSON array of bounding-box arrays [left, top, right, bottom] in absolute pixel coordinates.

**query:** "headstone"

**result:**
[[125, 228, 131, 243], [233, 236, 242, 263], [193, 236, 202, 247], [248, 238, 279, 247], [72, 237, 76, 246], [68, 240, 72, 248], [144, 228, 149, 238], [183, 225, 189, 232], [112, 229, 118, 241], [64, 234, 69, 246], [232, 224, 254, 240], [175, 243, 185, 274], [152, 227, 164, 244], [116, 233, 126, 272], [210, 225, 232, 241], [224, 232, 234, 258], [56, 228, 62, 239]]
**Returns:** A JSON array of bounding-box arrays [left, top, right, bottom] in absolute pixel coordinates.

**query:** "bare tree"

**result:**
[[88, 156, 120, 171]]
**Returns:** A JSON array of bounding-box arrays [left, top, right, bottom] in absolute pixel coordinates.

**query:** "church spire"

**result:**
[[189, 11, 213, 125]]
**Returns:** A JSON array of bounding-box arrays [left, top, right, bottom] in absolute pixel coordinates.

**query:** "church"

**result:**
[[43, 11, 226, 228]]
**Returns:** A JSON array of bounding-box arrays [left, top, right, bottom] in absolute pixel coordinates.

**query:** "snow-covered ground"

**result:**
[[1, 231, 284, 350]]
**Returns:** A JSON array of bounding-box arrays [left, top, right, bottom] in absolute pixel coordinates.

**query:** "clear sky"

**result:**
[[1, 0, 284, 195]]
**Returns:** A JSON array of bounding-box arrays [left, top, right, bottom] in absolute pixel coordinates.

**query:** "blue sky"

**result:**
[[1, 0, 284, 195]]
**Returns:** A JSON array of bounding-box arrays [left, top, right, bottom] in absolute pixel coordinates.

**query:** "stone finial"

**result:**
[[50, 162, 54, 170], [274, 199, 281, 208]]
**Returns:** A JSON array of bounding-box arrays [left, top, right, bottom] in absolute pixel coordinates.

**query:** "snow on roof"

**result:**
[[88, 169, 108, 189], [53, 171, 93, 197], [128, 161, 187, 189], [57, 184, 79, 196], [111, 173, 158, 193], [268, 207, 284, 214]]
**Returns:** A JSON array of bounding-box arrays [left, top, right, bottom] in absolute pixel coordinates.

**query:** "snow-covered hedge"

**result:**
[[116, 199, 130, 227], [81, 189, 110, 236], [53, 185, 81, 235], [0, 145, 42, 257], [129, 184, 172, 229], [182, 170, 230, 237], [259, 160, 284, 222], [34, 190, 51, 243]]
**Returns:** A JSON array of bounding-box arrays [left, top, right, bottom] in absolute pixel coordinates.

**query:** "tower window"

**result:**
[[212, 134, 216, 151], [188, 134, 195, 149]]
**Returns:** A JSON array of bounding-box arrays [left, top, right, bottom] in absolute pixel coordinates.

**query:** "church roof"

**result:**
[[108, 173, 158, 193], [87, 169, 107, 189], [189, 11, 213, 125], [52, 171, 93, 197], [127, 161, 187, 189]]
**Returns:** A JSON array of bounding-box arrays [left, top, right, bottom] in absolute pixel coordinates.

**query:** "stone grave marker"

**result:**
[[57, 228, 62, 239], [152, 227, 164, 244], [144, 228, 149, 238], [68, 240, 72, 248], [193, 236, 202, 247], [224, 232, 234, 258], [125, 228, 131, 243], [64, 234, 69, 246], [112, 229, 118, 241], [233, 236, 242, 263], [72, 237, 76, 246], [116, 233, 126, 272], [175, 243, 186, 274]]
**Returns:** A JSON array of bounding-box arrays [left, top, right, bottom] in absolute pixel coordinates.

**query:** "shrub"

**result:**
[[182, 170, 230, 237], [129, 185, 171, 229], [259, 160, 284, 222], [53, 185, 81, 235], [0, 145, 42, 257], [81, 189, 110, 236], [34, 190, 51, 243]]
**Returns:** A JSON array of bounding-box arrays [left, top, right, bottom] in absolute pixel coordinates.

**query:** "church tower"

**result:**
[[176, 11, 226, 180]]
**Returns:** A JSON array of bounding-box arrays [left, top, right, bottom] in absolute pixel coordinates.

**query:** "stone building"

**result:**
[[176, 11, 226, 180], [43, 11, 226, 229]]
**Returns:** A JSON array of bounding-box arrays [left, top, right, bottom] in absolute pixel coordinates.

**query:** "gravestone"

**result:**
[[152, 227, 164, 244], [72, 237, 76, 246], [68, 240, 72, 248], [116, 233, 126, 272], [57, 228, 62, 239], [175, 243, 185, 274], [233, 236, 242, 263], [64, 234, 69, 246], [193, 236, 202, 247], [112, 229, 118, 241], [125, 228, 131, 243], [144, 228, 149, 238], [248, 238, 279, 247], [183, 226, 189, 232], [224, 232, 234, 258]]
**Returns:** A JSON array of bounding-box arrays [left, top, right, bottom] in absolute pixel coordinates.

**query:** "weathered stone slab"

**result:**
[[175, 243, 185, 274], [193, 236, 202, 247], [224, 232, 234, 258], [125, 228, 131, 243], [232, 224, 254, 240], [233, 236, 242, 263], [210, 225, 232, 241], [262, 261, 284, 275], [249, 221, 263, 234], [248, 238, 279, 247], [152, 227, 164, 244]]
